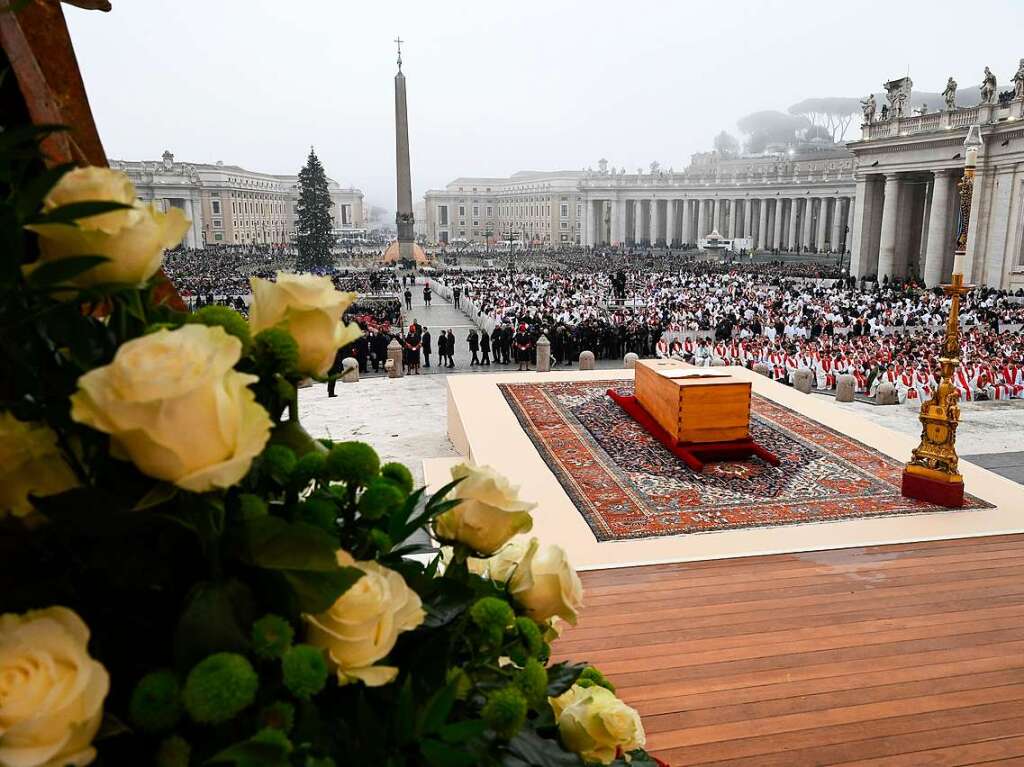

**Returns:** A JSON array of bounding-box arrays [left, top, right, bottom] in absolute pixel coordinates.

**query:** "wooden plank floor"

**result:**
[[554, 534, 1024, 766]]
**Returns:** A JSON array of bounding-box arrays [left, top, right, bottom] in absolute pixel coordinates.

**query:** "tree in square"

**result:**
[[295, 147, 335, 269]]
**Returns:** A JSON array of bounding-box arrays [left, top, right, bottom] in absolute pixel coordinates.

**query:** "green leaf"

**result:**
[[439, 719, 488, 744], [131, 482, 178, 511], [208, 739, 290, 765], [25, 200, 133, 226], [420, 739, 478, 767], [611, 750, 662, 767], [242, 516, 338, 571], [26, 255, 109, 287], [388, 486, 425, 542], [15, 162, 75, 220], [394, 676, 416, 745], [173, 580, 255, 670], [281, 567, 363, 613], [502, 729, 584, 767], [545, 662, 588, 698], [422, 581, 474, 629], [418, 680, 458, 735]]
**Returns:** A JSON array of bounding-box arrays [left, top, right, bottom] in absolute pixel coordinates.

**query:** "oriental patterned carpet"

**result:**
[[498, 381, 991, 542]]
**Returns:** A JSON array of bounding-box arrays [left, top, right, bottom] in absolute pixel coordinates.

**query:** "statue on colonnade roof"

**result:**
[[942, 77, 957, 110]]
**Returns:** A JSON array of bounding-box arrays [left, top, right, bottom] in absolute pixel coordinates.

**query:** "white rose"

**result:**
[[551, 684, 645, 765], [25, 167, 188, 288], [470, 537, 531, 583], [0, 607, 110, 767], [507, 538, 583, 626], [434, 463, 536, 555], [0, 413, 78, 518], [70, 325, 271, 492], [305, 550, 425, 687], [248, 273, 361, 376]]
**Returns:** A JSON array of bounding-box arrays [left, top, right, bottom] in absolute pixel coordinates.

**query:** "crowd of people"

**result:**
[[436, 250, 1024, 402], [162, 245, 1024, 403]]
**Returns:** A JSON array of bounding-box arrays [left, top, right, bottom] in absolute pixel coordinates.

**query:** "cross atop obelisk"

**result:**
[[393, 35, 415, 261]]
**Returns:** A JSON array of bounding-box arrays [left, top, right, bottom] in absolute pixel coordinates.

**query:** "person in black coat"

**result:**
[[480, 330, 491, 365], [422, 327, 432, 368], [327, 346, 347, 397], [445, 329, 456, 368], [467, 329, 480, 365]]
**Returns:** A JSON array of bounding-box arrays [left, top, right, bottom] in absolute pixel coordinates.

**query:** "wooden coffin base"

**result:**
[[608, 390, 780, 473]]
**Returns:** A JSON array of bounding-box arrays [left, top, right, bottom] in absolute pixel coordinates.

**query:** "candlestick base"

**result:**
[[901, 467, 965, 508]]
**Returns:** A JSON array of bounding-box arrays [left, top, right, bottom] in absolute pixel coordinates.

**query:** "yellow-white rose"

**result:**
[[0, 607, 110, 767], [506, 538, 583, 626], [70, 324, 271, 492], [550, 684, 645, 765], [305, 550, 425, 687], [25, 167, 189, 288], [434, 463, 536, 555], [248, 273, 361, 376], [0, 413, 78, 518]]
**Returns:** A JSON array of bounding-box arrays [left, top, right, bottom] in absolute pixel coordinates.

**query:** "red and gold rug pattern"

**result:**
[[499, 381, 991, 542]]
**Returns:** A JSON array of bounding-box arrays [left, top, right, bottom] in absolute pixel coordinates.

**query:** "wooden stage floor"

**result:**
[[554, 533, 1024, 766]]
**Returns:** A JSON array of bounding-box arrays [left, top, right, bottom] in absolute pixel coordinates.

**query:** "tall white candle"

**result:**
[[953, 252, 965, 276]]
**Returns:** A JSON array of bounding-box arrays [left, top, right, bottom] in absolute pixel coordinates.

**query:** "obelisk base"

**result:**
[[901, 468, 964, 508]]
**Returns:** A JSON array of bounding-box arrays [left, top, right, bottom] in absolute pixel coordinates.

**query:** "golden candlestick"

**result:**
[[901, 125, 981, 508]]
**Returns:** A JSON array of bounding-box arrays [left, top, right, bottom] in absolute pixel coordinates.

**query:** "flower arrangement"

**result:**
[[0, 130, 659, 766]]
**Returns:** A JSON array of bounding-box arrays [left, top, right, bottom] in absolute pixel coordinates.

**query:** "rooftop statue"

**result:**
[[942, 77, 957, 110], [1013, 59, 1024, 100], [981, 66, 997, 104], [861, 93, 877, 123], [883, 76, 912, 118]]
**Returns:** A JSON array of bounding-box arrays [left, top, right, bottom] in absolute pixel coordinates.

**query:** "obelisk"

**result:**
[[393, 37, 415, 261]]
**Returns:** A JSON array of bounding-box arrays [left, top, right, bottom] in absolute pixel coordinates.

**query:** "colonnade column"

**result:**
[[877, 174, 902, 281], [649, 199, 659, 246], [665, 201, 676, 247], [816, 198, 829, 252], [610, 198, 624, 246], [800, 198, 814, 251], [787, 198, 799, 251], [632, 201, 642, 245], [757, 199, 769, 249], [744, 200, 754, 240], [830, 197, 843, 253], [922, 170, 954, 287], [773, 199, 784, 250], [697, 199, 706, 241], [727, 201, 738, 239], [681, 200, 692, 245]]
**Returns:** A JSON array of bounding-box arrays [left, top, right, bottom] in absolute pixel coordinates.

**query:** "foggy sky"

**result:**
[[66, 0, 1024, 216]]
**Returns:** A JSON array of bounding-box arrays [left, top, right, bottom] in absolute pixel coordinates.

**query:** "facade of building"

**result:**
[[423, 170, 586, 246], [109, 151, 365, 248], [579, 152, 856, 255], [848, 89, 1024, 290]]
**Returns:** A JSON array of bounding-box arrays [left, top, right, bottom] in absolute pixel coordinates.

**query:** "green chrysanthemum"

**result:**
[[260, 700, 296, 733], [262, 445, 297, 482], [129, 670, 182, 733], [446, 667, 472, 701], [295, 498, 338, 534], [358, 478, 404, 520], [155, 735, 190, 767], [380, 461, 414, 494], [325, 441, 379, 486], [252, 614, 294, 660], [305, 758, 337, 767], [470, 597, 515, 634], [515, 616, 544, 658], [252, 327, 300, 373], [577, 666, 616, 693], [251, 727, 293, 753], [516, 658, 548, 708], [183, 652, 258, 725], [482, 686, 527, 740], [238, 493, 268, 519], [189, 306, 252, 352], [282, 644, 328, 700], [293, 451, 327, 487]]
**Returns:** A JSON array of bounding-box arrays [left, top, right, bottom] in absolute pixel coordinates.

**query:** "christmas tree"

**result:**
[[295, 148, 336, 270]]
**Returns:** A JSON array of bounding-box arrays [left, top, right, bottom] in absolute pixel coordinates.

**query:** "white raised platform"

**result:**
[[425, 367, 1024, 571]]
